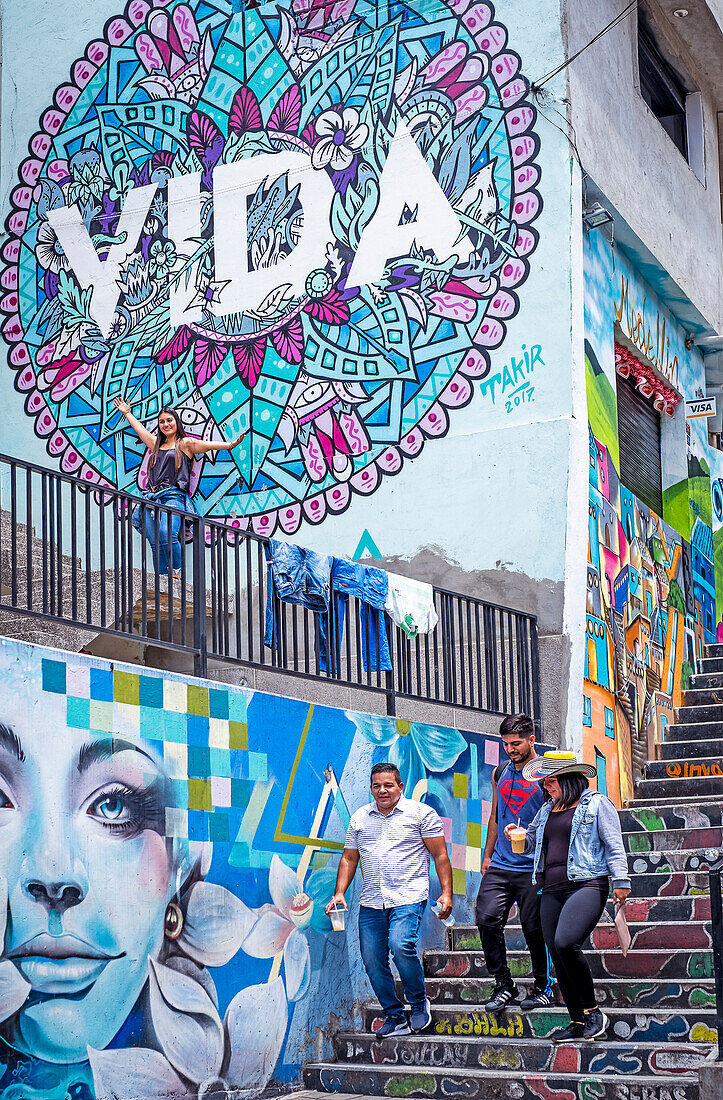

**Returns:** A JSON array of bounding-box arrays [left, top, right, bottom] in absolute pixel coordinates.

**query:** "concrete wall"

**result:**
[[0, 634, 524, 1096], [0, 0, 579, 742], [565, 0, 723, 333]]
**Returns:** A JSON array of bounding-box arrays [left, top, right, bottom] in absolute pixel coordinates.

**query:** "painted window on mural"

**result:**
[[594, 747, 607, 797], [583, 694, 592, 726], [604, 706, 615, 739]]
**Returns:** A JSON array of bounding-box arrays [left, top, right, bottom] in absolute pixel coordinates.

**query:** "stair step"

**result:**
[[304, 1064, 700, 1098], [361, 1003, 717, 1044], [683, 688, 723, 706], [704, 644, 723, 658], [449, 921, 713, 952], [677, 702, 723, 722], [661, 739, 723, 759], [627, 870, 711, 894], [625, 825, 722, 853], [620, 801, 723, 829], [636, 773, 723, 799], [423, 949, 714, 980], [645, 756, 723, 781], [691, 672, 723, 688], [333, 1032, 711, 1076], [661, 720, 723, 741], [419, 976, 716, 1010], [626, 850, 719, 873]]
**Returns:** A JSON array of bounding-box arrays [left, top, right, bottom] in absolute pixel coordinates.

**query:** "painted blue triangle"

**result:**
[[353, 530, 381, 560]]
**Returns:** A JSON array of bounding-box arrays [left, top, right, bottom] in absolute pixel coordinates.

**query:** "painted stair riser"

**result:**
[[703, 643, 723, 658], [361, 1005, 717, 1045], [661, 721, 723, 742], [699, 656, 723, 672], [645, 757, 723, 780], [625, 827, 723, 853], [619, 803, 723, 830], [636, 774, 723, 798], [691, 673, 723, 688], [303, 1063, 701, 1099], [627, 870, 710, 895], [449, 922, 713, 952], [662, 739, 723, 760], [333, 1033, 710, 1076], [683, 689, 723, 706], [417, 977, 716, 1010], [423, 949, 715, 981], [676, 703, 723, 723], [627, 851, 719, 873]]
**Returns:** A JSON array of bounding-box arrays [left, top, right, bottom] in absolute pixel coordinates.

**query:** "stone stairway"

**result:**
[[303, 645, 723, 1098]]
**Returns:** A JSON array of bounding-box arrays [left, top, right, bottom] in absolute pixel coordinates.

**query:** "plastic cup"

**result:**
[[510, 826, 527, 854], [330, 906, 346, 932]]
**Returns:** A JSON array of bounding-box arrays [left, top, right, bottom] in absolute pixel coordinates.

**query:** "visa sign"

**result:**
[[685, 397, 717, 419]]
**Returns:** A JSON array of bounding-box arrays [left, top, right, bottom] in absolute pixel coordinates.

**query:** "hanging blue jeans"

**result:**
[[319, 560, 391, 673], [264, 540, 332, 647], [359, 902, 428, 1022], [132, 488, 189, 575]]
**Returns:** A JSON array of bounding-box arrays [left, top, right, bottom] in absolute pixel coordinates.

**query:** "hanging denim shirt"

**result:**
[[319, 559, 392, 673], [264, 540, 332, 646]]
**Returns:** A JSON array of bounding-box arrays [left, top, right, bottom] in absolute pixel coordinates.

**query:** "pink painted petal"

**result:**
[[229, 86, 263, 133], [269, 853, 301, 915], [156, 325, 193, 364], [270, 316, 303, 364], [89, 1046, 190, 1100], [303, 288, 349, 325], [187, 110, 222, 160], [194, 339, 228, 386], [233, 337, 265, 389], [269, 85, 301, 135], [242, 904, 294, 957], [224, 979, 287, 1093]]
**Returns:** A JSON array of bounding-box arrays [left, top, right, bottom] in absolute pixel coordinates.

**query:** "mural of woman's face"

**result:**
[[0, 707, 174, 1063]]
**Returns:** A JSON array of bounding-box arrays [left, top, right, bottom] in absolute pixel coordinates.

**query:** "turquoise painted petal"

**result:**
[[306, 868, 338, 933], [389, 737, 424, 795], [349, 712, 398, 748], [410, 723, 466, 774]]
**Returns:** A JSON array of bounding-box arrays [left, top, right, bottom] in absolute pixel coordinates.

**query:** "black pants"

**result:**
[[475, 868, 552, 992], [539, 880, 608, 1022]]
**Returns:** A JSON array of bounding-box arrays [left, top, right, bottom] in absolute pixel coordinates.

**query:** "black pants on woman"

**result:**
[[539, 879, 608, 1022]]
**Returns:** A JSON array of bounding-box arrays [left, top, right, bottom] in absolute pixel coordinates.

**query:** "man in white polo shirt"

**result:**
[[325, 762, 453, 1036]]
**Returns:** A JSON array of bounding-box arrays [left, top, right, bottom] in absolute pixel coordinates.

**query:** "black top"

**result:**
[[148, 447, 190, 493], [541, 803, 610, 893]]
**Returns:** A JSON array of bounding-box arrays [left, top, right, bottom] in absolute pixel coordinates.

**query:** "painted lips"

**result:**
[[8, 933, 122, 994]]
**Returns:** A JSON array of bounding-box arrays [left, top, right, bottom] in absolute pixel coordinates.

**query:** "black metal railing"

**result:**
[[710, 862, 723, 1062], [0, 452, 541, 725]]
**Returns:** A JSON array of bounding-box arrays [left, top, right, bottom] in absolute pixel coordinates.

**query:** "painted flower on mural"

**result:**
[[149, 240, 178, 280], [34, 221, 70, 274], [88, 880, 288, 1100], [311, 107, 368, 172], [239, 854, 337, 1002], [0, 878, 30, 1026], [346, 713, 467, 793]]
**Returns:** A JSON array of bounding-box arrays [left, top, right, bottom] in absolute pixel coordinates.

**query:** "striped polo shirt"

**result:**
[[345, 795, 445, 908]]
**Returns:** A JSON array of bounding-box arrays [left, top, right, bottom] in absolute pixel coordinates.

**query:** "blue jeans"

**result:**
[[358, 902, 427, 1021], [132, 490, 185, 575]]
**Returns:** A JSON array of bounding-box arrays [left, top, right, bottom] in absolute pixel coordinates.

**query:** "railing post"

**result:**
[[530, 615, 542, 736], [193, 516, 208, 680], [385, 669, 396, 716], [709, 865, 723, 1062]]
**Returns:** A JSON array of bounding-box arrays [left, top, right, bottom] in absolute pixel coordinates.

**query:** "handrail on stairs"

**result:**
[[709, 859, 723, 1062]]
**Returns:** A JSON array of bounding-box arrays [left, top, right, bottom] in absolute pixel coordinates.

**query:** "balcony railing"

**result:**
[[0, 451, 541, 725]]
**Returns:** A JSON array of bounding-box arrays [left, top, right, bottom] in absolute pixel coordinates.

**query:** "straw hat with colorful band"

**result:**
[[522, 751, 597, 782]]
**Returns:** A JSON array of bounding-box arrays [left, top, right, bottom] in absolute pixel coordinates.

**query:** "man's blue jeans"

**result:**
[[358, 902, 427, 1022]]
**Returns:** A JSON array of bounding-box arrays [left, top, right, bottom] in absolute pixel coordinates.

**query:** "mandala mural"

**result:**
[[2, 0, 542, 536]]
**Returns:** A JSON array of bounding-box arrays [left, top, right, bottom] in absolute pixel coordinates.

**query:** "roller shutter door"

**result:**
[[616, 372, 663, 516]]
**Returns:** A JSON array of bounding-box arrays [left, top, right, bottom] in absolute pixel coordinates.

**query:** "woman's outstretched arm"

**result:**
[[182, 430, 249, 456], [114, 397, 156, 450]]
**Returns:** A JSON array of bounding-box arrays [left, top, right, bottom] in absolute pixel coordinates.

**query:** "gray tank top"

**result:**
[[148, 447, 190, 493]]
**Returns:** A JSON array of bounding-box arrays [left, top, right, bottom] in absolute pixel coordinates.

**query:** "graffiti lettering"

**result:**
[[614, 276, 679, 386], [665, 761, 723, 778], [613, 1086, 689, 1100], [479, 344, 544, 409]]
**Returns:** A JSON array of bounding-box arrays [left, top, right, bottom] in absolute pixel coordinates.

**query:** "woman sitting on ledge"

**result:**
[[114, 398, 246, 580]]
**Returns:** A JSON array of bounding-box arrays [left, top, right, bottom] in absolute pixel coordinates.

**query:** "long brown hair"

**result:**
[[148, 407, 187, 473]]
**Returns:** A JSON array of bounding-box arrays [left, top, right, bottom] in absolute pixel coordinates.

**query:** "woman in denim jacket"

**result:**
[[504, 751, 630, 1044]]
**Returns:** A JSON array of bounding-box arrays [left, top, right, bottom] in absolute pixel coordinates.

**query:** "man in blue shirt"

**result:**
[[475, 714, 553, 1012]]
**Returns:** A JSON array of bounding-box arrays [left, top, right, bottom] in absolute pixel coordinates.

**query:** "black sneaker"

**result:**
[[582, 1008, 608, 1040], [551, 1021, 585, 1042], [520, 985, 554, 1010], [484, 983, 519, 1012]]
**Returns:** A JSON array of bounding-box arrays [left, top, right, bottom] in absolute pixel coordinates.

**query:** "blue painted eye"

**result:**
[[92, 794, 126, 821]]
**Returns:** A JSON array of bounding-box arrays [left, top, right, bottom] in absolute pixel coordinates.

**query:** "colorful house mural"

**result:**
[[0, 635, 515, 1099], [582, 229, 714, 804]]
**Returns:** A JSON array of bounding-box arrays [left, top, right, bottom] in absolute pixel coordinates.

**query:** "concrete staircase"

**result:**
[[303, 645, 723, 1098]]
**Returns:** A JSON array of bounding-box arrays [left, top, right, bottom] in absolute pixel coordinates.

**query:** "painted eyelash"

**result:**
[[89, 782, 163, 835]]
